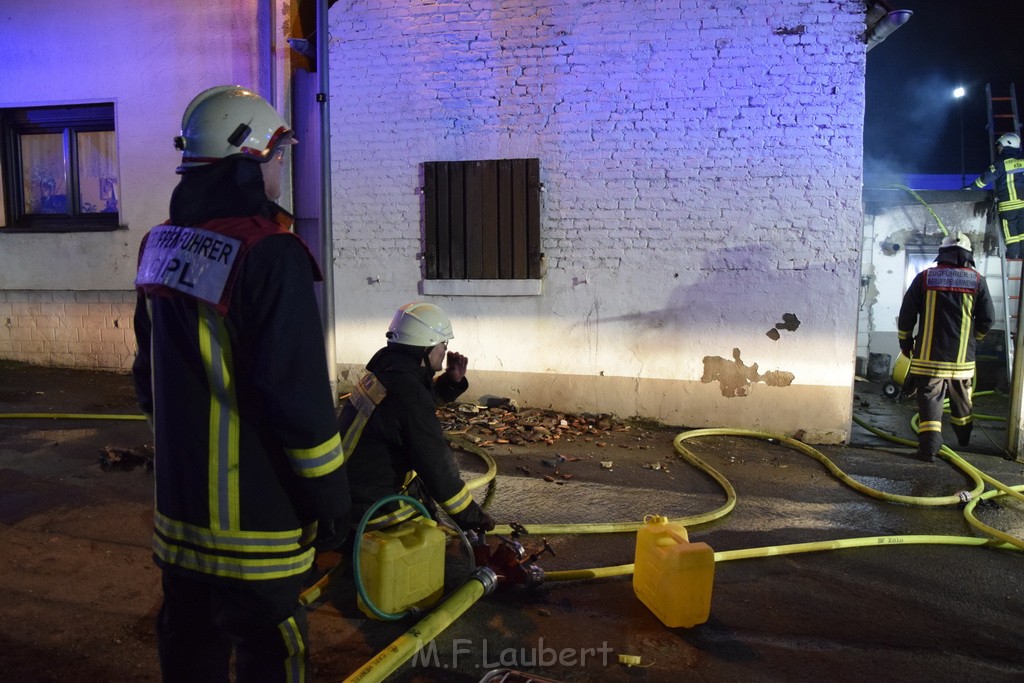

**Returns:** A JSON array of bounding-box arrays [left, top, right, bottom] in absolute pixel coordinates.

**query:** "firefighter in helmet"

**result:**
[[338, 302, 496, 534], [897, 232, 994, 461], [970, 132, 1024, 258], [133, 86, 349, 682]]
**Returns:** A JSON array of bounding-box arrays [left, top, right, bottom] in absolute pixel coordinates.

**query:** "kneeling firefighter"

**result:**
[[897, 232, 995, 461], [339, 302, 495, 534]]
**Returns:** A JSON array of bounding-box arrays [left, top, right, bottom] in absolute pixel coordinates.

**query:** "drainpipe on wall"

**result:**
[[317, 0, 338, 401]]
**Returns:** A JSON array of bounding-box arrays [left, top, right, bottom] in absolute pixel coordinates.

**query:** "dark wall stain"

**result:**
[[701, 348, 796, 397], [761, 370, 796, 387], [766, 313, 801, 340], [773, 25, 805, 36]]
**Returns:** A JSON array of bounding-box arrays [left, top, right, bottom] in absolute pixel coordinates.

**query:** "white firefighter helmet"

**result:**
[[940, 232, 972, 252], [174, 86, 294, 171], [997, 132, 1021, 150], [386, 302, 454, 347]]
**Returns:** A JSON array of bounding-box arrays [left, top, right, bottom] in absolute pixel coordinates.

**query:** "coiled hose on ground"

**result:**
[[5, 403, 1022, 682]]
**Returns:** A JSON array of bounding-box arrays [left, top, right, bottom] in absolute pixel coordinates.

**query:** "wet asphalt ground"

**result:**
[[0, 360, 1023, 682]]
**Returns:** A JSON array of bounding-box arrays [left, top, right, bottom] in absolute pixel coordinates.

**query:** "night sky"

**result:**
[[864, 0, 1024, 178]]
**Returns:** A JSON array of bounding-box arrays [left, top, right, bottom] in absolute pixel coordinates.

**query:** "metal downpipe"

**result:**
[[317, 0, 338, 400]]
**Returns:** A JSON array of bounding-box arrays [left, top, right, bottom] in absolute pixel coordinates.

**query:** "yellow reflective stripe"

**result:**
[[440, 485, 474, 515], [909, 359, 975, 371], [154, 510, 309, 552], [285, 433, 344, 478], [365, 503, 420, 531], [999, 200, 1024, 211], [340, 372, 387, 457], [340, 416, 372, 458], [278, 616, 306, 683], [957, 294, 973, 363], [341, 415, 368, 459], [1004, 216, 1024, 243], [908, 362, 975, 379], [153, 535, 315, 580], [949, 414, 973, 426], [198, 309, 220, 528], [897, 329, 911, 340], [918, 420, 943, 433], [919, 290, 935, 359], [199, 306, 241, 530]]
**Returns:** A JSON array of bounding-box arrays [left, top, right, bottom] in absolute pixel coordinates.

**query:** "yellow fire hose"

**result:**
[[544, 534, 1019, 582], [0, 412, 146, 420], [5, 407, 1023, 681], [341, 567, 497, 683], [341, 421, 1023, 681]]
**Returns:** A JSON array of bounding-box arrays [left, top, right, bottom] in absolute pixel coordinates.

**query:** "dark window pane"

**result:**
[[21, 133, 68, 214], [77, 131, 119, 213], [2, 103, 119, 231]]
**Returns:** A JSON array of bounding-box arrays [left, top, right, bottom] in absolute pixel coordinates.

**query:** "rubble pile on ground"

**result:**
[[439, 402, 621, 447], [440, 402, 672, 480]]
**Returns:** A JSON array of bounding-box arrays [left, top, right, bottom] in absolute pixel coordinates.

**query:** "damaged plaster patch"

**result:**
[[766, 313, 801, 340], [760, 370, 796, 387], [701, 348, 795, 397]]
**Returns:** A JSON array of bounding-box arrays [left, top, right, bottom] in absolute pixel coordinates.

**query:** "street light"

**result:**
[[864, 5, 913, 51], [954, 86, 966, 188]]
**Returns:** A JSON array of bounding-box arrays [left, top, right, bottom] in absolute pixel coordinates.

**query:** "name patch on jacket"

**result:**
[[924, 267, 978, 294], [135, 225, 241, 306]]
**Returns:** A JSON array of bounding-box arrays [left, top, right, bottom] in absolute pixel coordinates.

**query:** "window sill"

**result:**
[[421, 279, 543, 297], [1, 222, 125, 234]]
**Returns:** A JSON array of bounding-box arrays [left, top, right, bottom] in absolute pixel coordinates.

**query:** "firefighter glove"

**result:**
[[314, 513, 351, 552]]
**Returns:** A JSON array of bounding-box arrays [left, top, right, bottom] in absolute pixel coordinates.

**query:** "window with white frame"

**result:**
[[422, 158, 542, 280], [1, 103, 120, 231]]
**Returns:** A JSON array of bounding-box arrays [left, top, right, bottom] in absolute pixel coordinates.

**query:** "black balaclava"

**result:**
[[386, 341, 436, 379], [936, 246, 974, 268], [169, 156, 279, 226], [1000, 145, 1024, 160]]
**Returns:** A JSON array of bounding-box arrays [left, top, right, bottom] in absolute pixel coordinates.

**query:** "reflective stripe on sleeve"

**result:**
[[285, 433, 344, 478], [440, 485, 474, 516]]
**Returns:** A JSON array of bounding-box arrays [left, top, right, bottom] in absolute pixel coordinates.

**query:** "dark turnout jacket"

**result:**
[[339, 345, 488, 531], [897, 260, 995, 381], [973, 148, 1024, 212], [132, 159, 348, 583]]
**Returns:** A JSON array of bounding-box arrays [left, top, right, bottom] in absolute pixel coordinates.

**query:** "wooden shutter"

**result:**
[[423, 158, 540, 279]]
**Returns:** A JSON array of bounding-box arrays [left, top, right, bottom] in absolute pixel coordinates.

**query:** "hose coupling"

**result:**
[[472, 566, 499, 596], [956, 490, 972, 504]]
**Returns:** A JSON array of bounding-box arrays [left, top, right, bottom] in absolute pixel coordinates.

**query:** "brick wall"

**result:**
[[0, 291, 136, 371], [327, 1, 867, 440]]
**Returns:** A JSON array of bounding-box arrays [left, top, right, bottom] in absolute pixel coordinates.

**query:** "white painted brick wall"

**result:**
[[0, 291, 136, 371], [328, 0, 867, 439]]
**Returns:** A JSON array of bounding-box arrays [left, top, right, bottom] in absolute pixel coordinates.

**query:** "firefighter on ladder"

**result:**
[[969, 132, 1024, 258], [897, 233, 995, 461]]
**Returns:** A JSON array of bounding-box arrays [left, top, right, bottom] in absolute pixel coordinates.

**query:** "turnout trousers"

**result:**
[[1001, 207, 1024, 258], [914, 376, 973, 458], [157, 570, 309, 683]]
